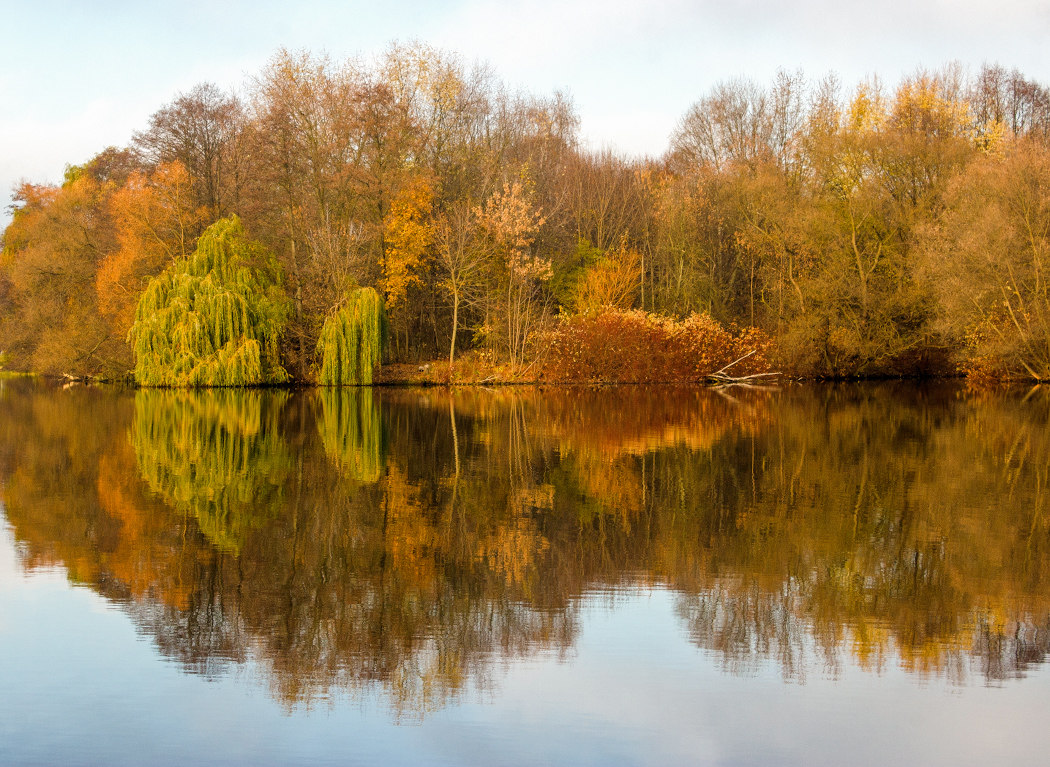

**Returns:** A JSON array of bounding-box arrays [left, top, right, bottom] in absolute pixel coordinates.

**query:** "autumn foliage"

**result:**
[[129, 217, 289, 387], [98, 161, 207, 338], [4, 49, 1050, 381], [543, 309, 773, 383]]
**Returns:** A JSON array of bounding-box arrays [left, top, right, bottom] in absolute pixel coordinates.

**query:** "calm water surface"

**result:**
[[1, 379, 1048, 766]]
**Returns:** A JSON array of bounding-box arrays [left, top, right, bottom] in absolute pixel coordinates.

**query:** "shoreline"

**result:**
[[10, 367, 989, 389]]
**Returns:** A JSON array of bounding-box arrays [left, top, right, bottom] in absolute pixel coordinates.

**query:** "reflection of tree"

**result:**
[[383, 384, 1050, 683], [316, 387, 386, 483], [0, 382, 575, 716], [660, 384, 1050, 683], [3, 379, 1050, 718], [132, 389, 291, 552]]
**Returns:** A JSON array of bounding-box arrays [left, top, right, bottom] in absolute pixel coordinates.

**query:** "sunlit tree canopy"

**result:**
[[128, 216, 290, 387]]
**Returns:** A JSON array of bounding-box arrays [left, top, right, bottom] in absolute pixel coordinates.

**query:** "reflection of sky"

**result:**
[[2, 520, 1048, 766]]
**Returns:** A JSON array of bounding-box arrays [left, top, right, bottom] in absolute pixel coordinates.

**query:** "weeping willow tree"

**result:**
[[129, 216, 290, 387], [317, 288, 387, 385], [132, 388, 291, 553], [316, 388, 386, 482]]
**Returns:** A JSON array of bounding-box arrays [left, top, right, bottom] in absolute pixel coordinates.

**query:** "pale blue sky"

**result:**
[[2, 0, 1049, 222]]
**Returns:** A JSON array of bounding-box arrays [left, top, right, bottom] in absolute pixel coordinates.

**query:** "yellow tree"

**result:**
[[570, 238, 643, 315], [922, 141, 1050, 380], [381, 174, 434, 354]]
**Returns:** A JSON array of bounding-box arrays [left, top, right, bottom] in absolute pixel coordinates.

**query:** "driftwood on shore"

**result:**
[[706, 350, 780, 387], [61, 373, 120, 388]]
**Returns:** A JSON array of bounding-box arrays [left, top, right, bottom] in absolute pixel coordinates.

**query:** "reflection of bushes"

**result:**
[[7, 380, 1050, 715], [387, 384, 1050, 683], [654, 384, 1050, 682], [316, 387, 386, 482], [132, 388, 290, 552], [539, 385, 770, 457]]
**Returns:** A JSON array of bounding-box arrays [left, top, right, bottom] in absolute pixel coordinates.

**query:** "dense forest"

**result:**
[[2, 44, 1049, 381]]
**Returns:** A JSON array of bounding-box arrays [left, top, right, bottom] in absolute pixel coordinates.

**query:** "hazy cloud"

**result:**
[[2, 0, 1048, 221]]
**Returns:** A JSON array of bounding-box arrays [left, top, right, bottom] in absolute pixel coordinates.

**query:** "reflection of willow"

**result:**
[[132, 389, 291, 553], [316, 388, 386, 482], [544, 385, 771, 525], [6, 380, 1050, 718], [0, 382, 577, 718]]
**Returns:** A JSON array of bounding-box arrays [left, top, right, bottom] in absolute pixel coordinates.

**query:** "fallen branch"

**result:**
[[711, 349, 756, 376], [706, 349, 780, 385], [708, 370, 780, 383], [711, 381, 780, 392]]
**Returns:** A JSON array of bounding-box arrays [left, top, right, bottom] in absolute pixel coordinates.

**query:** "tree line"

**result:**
[[2, 44, 1050, 380]]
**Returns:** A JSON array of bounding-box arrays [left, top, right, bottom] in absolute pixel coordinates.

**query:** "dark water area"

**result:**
[[1, 378, 1049, 766]]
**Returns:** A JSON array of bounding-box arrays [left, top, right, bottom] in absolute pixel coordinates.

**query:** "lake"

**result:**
[[1, 378, 1048, 766]]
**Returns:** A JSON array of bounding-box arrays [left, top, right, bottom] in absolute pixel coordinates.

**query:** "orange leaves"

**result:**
[[381, 175, 434, 312], [475, 180, 547, 275], [571, 242, 642, 314], [468, 181, 552, 366], [97, 161, 208, 338], [4, 177, 105, 271], [544, 308, 774, 383], [0, 173, 123, 375], [110, 161, 204, 262]]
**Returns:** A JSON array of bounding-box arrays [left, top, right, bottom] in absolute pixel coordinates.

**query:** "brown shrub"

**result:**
[[542, 309, 774, 383]]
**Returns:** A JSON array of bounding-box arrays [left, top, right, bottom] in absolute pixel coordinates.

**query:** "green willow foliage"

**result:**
[[317, 388, 386, 482], [129, 216, 290, 387], [317, 288, 387, 386], [131, 388, 291, 553]]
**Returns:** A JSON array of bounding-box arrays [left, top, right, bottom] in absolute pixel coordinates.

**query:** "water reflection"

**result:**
[[317, 388, 385, 483], [133, 389, 291, 552], [1, 380, 1049, 715]]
